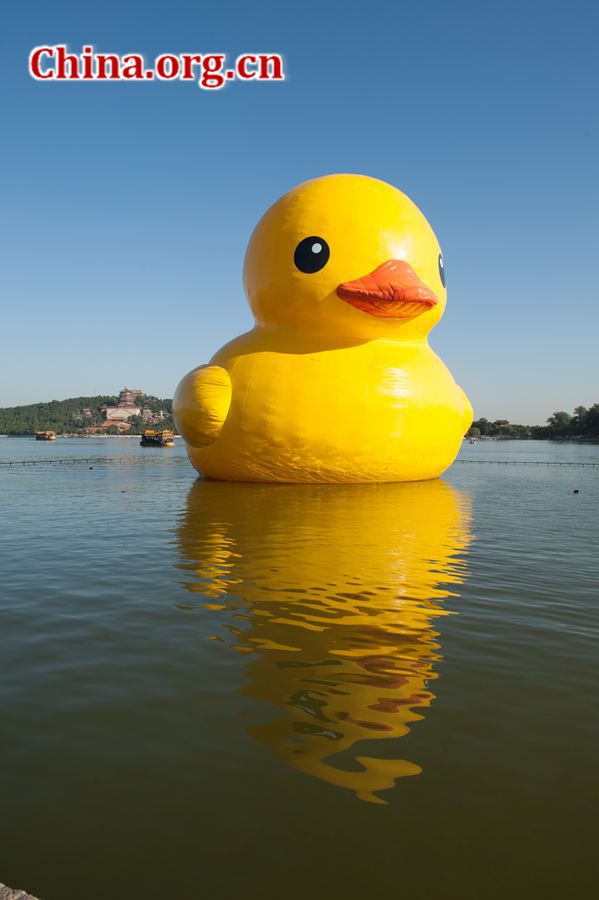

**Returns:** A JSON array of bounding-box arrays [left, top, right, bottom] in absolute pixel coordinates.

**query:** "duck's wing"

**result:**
[[173, 365, 232, 448]]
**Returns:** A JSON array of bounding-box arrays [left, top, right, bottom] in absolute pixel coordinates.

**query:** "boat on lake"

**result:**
[[140, 429, 175, 447], [36, 431, 56, 441]]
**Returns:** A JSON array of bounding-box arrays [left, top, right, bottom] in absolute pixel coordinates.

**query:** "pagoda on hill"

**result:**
[[102, 387, 143, 423]]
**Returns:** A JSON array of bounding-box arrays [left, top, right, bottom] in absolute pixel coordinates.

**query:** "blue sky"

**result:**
[[1, 0, 597, 423]]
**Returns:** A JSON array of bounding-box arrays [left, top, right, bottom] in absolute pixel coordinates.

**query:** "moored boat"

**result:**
[[36, 431, 56, 441], [140, 429, 175, 447]]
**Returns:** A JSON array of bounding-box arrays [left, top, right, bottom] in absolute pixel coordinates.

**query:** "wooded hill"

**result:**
[[0, 395, 174, 434]]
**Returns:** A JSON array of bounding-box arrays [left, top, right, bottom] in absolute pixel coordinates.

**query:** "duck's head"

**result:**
[[243, 174, 446, 342]]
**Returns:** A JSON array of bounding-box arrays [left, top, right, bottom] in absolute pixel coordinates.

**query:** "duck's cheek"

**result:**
[[286, 268, 336, 303]]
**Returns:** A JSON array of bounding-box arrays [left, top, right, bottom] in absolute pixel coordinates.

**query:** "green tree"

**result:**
[[546, 411, 572, 437], [570, 406, 587, 436], [584, 403, 599, 437]]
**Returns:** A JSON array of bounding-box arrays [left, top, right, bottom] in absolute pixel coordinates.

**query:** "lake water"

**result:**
[[1, 437, 597, 899]]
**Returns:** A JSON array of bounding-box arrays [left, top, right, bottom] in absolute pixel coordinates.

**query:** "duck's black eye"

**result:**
[[438, 253, 446, 288], [294, 236, 330, 274]]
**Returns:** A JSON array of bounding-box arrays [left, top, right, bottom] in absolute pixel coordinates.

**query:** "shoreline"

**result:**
[[0, 433, 182, 439], [0, 883, 39, 900], [2, 434, 597, 443]]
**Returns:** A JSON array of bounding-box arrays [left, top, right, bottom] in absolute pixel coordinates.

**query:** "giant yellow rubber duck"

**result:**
[[176, 479, 472, 803], [174, 174, 472, 482]]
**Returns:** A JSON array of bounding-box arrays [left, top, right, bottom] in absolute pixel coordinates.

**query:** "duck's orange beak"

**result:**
[[337, 260, 438, 318]]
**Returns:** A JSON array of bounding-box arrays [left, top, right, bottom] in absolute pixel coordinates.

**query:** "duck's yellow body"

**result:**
[[174, 174, 472, 483], [183, 333, 469, 482]]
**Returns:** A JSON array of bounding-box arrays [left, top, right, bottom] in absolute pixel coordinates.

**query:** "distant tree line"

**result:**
[[0, 395, 174, 435], [468, 404, 599, 440], [2, 394, 597, 440]]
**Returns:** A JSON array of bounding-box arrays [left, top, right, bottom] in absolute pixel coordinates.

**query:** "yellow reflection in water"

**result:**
[[176, 479, 472, 804]]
